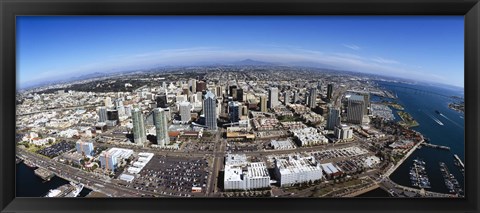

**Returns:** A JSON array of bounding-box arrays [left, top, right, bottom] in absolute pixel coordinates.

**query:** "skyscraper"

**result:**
[[347, 95, 365, 124], [308, 88, 317, 109], [228, 101, 240, 123], [190, 79, 197, 93], [236, 88, 244, 102], [179, 101, 192, 123], [229, 85, 237, 96], [196, 81, 207, 92], [268, 87, 279, 109], [216, 86, 223, 98], [361, 93, 370, 115], [98, 107, 107, 122], [260, 94, 267, 112], [132, 108, 146, 144], [327, 107, 341, 130], [156, 94, 168, 108], [284, 91, 291, 105], [104, 97, 112, 108], [153, 108, 169, 146], [327, 84, 334, 101], [203, 91, 217, 130], [293, 90, 299, 103]]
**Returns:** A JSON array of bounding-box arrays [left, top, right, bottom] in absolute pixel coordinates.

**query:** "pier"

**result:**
[[422, 143, 451, 151], [379, 177, 457, 198], [34, 167, 55, 181], [453, 154, 464, 168]]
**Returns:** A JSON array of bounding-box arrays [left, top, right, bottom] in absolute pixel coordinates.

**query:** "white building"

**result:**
[[292, 127, 328, 146], [334, 125, 353, 140], [270, 139, 296, 150], [274, 155, 323, 187], [268, 87, 279, 109], [99, 148, 134, 171], [320, 163, 343, 179], [179, 101, 192, 124], [127, 152, 154, 174], [224, 154, 270, 191], [75, 140, 94, 156]]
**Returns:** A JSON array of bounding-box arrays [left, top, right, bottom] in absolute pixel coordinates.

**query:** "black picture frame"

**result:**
[[1, 0, 479, 213]]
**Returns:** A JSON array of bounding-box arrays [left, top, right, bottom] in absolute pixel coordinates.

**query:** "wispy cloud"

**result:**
[[20, 46, 457, 89], [371, 57, 399, 64], [343, 44, 361, 51]]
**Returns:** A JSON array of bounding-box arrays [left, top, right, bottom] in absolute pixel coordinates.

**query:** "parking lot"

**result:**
[[310, 146, 370, 162], [37, 140, 75, 158], [126, 155, 210, 197], [182, 140, 216, 152], [226, 141, 260, 153]]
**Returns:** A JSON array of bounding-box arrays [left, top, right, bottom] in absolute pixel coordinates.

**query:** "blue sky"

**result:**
[[16, 16, 464, 88]]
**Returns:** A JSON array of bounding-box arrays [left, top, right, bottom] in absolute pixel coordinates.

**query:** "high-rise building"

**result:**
[[75, 140, 94, 156], [190, 79, 197, 93], [99, 148, 133, 171], [132, 108, 147, 144], [229, 85, 237, 96], [293, 90, 299, 103], [179, 101, 192, 123], [347, 94, 365, 124], [203, 91, 217, 130], [260, 94, 267, 112], [104, 97, 112, 108], [107, 110, 119, 121], [308, 88, 317, 109], [335, 125, 353, 140], [361, 93, 370, 115], [196, 81, 207, 92], [98, 107, 107, 122], [284, 91, 291, 105], [228, 101, 240, 123], [156, 94, 168, 108], [231, 87, 238, 100], [216, 86, 223, 98], [236, 88, 244, 102], [327, 107, 341, 130], [268, 87, 279, 109], [114, 99, 123, 108], [125, 105, 132, 117], [327, 84, 334, 101], [153, 108, 169, 146], [242, 105, 249, 116]]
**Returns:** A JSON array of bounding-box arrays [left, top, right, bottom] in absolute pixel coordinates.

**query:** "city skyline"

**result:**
[[17, 16, 464, 88]]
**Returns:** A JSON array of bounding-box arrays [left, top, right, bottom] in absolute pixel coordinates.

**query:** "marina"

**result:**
[[439, 162, 463, 196], [409, 158, 431, 189]]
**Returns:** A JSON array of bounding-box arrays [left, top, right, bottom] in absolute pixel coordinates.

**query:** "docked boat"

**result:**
[[23, 160, 37, 169], [410, 158, 431, 189], [45, 182, 84, 198], [439, 162, 463, 196]]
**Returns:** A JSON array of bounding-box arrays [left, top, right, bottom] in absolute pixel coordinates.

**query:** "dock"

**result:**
[[453, 154, 464, 168], [422, 143, 450, 151], [34, 167, 55, 181]]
